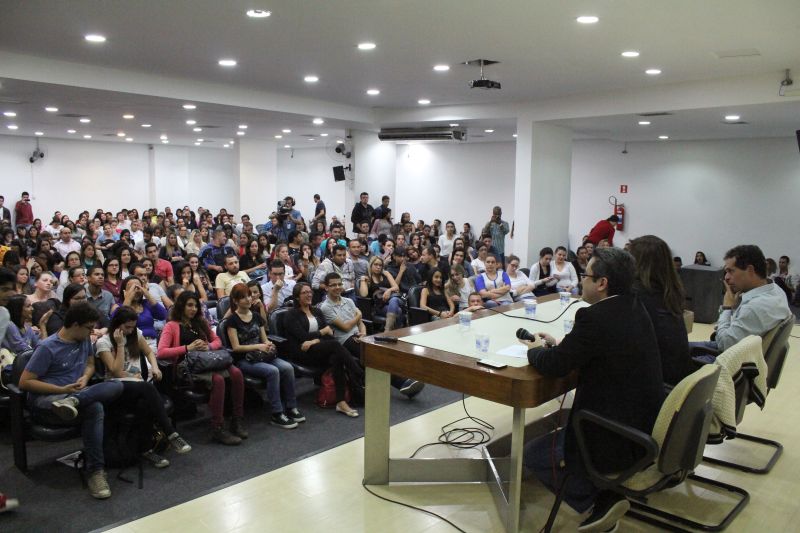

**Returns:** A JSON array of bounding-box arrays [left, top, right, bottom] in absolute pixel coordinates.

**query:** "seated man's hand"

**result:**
[[518, 337, 542, 349]]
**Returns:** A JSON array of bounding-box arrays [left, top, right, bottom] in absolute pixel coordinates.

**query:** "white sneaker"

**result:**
[[51, 396, 79, 420], [86, 469, 111, 499]]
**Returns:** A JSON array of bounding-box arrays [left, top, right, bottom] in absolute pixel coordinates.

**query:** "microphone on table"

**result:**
[[516, 328, 538, 343]]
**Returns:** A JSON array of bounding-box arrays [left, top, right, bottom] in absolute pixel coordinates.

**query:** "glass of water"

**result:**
[[563, 318, 575, 334], [524, 298, 537, 318], [559, 291, 571, 307], [475, 333, 490, 353], [458, 311, 472, 331]]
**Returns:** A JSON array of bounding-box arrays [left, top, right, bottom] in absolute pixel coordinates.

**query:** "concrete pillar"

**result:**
[[513, 119, 573, 266]]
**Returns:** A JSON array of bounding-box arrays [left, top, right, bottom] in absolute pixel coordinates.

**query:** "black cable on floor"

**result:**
[[361, 482, 468, 533]]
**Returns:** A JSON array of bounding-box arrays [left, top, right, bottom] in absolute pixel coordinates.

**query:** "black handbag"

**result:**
[[245, 348, 276, 364], [185, 350, 233, 373]]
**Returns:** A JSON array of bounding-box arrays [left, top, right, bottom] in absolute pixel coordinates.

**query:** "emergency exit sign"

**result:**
[[620, 185, 628, 193]]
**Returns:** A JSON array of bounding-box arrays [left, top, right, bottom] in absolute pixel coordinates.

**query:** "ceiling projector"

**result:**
[[464, 59, 501, 90]]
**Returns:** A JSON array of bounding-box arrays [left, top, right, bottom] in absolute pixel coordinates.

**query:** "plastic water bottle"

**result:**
[[524, 298, 537, 318]]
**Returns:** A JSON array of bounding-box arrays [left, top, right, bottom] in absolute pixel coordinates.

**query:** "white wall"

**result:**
[[570, 137, 800, 264], [277, 147, 349, 226]]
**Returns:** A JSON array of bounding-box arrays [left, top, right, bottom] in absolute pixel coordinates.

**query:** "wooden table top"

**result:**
[[362, 294, 577, 408]]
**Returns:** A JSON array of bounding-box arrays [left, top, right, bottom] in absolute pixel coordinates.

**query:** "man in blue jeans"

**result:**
[[19, 302, 123, 499]]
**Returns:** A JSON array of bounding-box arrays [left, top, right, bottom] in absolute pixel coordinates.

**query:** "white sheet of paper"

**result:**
[[496, 344, 529, 358]]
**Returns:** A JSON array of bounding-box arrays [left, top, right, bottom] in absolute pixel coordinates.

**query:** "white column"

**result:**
[[238, 139, 278, 225], [513, 119, 573, 266], [351, 130, 397, 233], [151, 145, 189, 210]]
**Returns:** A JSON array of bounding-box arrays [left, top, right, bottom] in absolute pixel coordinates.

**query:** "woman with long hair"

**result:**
[[358, 256, 404, 330], [12, 264, 31, 295], [184, 230, 204, 255], [44, 283, 88, 335], [505, 255, 536, 301], [271, 244, 297, 280], [445, 264, 473, 311], [694, 251, 710, 266], [96, 307, 192, 467], [246, 281, 268, 322], [551, 246, 579, 294], [59, 251, 82, 290], [529, 247, 558, 296], [113, 276, 167, 350], [283, 282, 361, 417], [628, 235, 694, 386], [186, 254, 213, 299], [160, 232, 185, 264], [226, 284, 303, 428], [2, 295, 49, 353], [295, 242, 319, 283], [117, 246, 133, 279], [449, 247, 474, 277], [103, 256, 123, 300], [239, 238, 267, 280], [157, 291, 246, 445], [174, 260, 208, 301], [420, 268, 454, 320], [81, 241, 104, 270]]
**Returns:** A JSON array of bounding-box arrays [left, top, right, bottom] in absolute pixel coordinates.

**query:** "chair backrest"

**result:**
[[269, 307, 289, 337], [762, 315, 794, 390], [217, 317, 231, 349], [406, 284, 424, 308], [11, 350, 34, 401], [216, 296, 231, 320], [520, 267, 530, 277], [653, 364, 721, 475]]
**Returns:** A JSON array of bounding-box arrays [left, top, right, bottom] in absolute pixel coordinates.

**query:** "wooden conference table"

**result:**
[[361, 294, 579, 533]]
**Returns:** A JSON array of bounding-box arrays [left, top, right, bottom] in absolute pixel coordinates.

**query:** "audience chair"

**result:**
[[545, 364, 748, 532], [216, 296, 231, 321], [354, 277, 386, 334], [405, 284, 429, 326], [520, 267, 530, 277], [703, 316, 794, 474], [8, 351, 83, 472]]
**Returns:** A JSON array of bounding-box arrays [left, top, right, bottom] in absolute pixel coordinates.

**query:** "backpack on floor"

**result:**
[[316, 369, 350, 408], [103, 409, 154, 469]]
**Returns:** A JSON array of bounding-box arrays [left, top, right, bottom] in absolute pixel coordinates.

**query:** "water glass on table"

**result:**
[[475, 333, 490, 354]]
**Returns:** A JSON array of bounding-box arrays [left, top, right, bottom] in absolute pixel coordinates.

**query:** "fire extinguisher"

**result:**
[[609, 196, 625, 232]]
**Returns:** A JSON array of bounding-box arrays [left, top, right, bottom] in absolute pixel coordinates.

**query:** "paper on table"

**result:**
[[496, 344, 529, 358]]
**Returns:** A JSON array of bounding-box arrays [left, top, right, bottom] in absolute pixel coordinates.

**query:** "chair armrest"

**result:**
[[572, 409, 659, 491], [6, 383, 23, 397], [267, 335, 287, 344], [355, 296, 373, 319]]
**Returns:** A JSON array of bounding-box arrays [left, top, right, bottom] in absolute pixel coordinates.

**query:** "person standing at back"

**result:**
[[350, 192, 374, 234], [313, 194, 327, 230], [482, 206, 509, 267], [585, 215, 619, 247], [0, 195, 10, 223], [14, 192, 34, 229]]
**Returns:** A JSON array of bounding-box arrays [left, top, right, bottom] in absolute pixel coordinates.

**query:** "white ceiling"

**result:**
[[1, 0, 800, 144]]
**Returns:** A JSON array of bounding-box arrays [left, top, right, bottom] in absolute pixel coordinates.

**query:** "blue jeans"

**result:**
[[689, 340, 720, 364], [523, 428, 597, 513], [237, 358, 297, 413], [376, 295, 404, 318], [30, 381, 124, 472]]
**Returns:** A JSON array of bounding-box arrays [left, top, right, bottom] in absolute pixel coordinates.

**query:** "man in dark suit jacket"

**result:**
[[0, 195, 10, 223], [521, 247, 665, 532]]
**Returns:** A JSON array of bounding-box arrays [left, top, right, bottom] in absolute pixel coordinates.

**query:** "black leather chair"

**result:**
[[268, 307, 327, 382], [406, 284, 430, 326], [8, 351, 83, 472], [216, 296, 231, 321], [520, 267, 530, 277]]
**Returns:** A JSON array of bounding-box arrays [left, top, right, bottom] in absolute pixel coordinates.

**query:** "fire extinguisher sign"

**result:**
[[620, 185, 628, 193]]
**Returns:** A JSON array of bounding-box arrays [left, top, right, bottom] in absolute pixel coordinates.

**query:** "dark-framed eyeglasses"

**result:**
[[579, 273, 600, 281]]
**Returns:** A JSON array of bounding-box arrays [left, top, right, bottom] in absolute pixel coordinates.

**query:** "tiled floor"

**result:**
[[108, 322, 799, 532]]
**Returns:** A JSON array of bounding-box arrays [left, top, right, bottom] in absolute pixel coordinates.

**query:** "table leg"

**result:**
[[363, 366, 391, 484], [506, 406, 526, 533]]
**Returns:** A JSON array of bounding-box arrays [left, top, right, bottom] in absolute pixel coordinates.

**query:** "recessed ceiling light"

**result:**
[[197, 138, 204, 142], [645, 69, 662, 75], [141, 124, 152, 128], [238, 124, 248, 129], [246, 9, 271, 18], [512, 133, 518, 138], [304, 75, 319, 83], [44, 106, 59, 113], [282, 129, 291, 133], [433, 64, 450, 72], [576, 15, 599, 24], [307, 137, 315, 141], [34, 131, 44, 136], [658, 135, 669, 140], [182, 104, 197, 110], [237, 131, 246, 136], [160, 134, 168, 140], [274, 135, 283, 139], [638, 121, 651, 125], [418, 99, 431, 105], [449, 123, 460, 127], [125, 137, 133, 142], [484, 129, 494, 133], [162, 140, 169, 144], [67, 129, 76, 134], [3, 111, 16, 117], [193, 127, 202, 132], [320, 133, 328, 137], [357, 42, 376, 50], [336, 140, 344, 144], [230, 140, 235, 144], [725, 115, 741, 121], [116, 132, 125, 137], [6, 124, 18, 130], [83, 134, 92, 139], [186, 120, 196, 125], [79, 117, 91, 123], [366, 88, 381, 95], [84, 34, 106, 43], [122, 114, 135, 119], [621, 51, 640, 58], [223, 144, 230, 148], [218, 59, 238, 67], [194, 142, 201, 146], [312, 118, 324, 125], [284, 145, 291, 148]]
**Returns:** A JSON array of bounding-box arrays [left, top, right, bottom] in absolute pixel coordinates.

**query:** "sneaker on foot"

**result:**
[[578, 491, 629, 532], [271, 412, 298, 429], [86, 469, 111, 499], [286, 408, 306, 423], [168, 433, 192, 454], [212, 426, 242, 446], [230, 417, 249, 439], [0, 493, 19, 513], [399, 379, 425, 399], [51, 396, 79, 420], [141, 450, 170, 468]]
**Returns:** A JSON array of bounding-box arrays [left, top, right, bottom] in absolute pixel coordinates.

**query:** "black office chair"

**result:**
[[703, 319, 794, 474], [8, 351, 84, 472], [520, 267, 530, 277], [545, 364, 748, 532], [406, 284, 430, 326], [268, 307, 327, 382], [216, 296, 231, 321]]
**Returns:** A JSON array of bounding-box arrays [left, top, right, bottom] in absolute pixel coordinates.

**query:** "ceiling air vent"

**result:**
[[714, 48, 761, 59], [637, 112, 674, 117], [722, 120, 749, 125], [59, 113, 86, 118], [378, 127, 466, 142]]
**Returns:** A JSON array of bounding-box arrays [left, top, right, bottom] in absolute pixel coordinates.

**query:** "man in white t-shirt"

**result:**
[[215, 255, 250, 299]]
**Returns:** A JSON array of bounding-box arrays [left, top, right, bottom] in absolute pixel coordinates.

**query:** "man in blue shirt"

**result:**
[[199, 230, 235, 282], [19, 302, 123, 499]]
